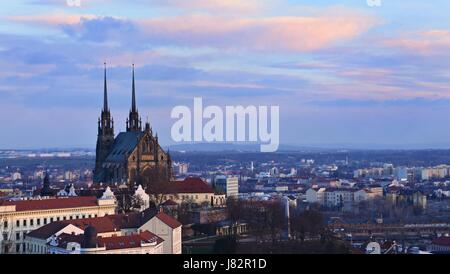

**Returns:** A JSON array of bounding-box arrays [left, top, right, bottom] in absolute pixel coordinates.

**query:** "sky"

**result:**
[[1, 0, 450, 149]]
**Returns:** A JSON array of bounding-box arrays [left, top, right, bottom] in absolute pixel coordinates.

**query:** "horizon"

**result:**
[[5, 142, 450, 152]]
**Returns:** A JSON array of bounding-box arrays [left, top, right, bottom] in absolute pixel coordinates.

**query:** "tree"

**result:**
[[264, 200, 285, 248], [290, 209, 325, 243], [140, 167, 171, 205], [213, 236, 237, 254]]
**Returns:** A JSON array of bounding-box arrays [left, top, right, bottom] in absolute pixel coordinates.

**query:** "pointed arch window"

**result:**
[[142, 137, 152, 154]]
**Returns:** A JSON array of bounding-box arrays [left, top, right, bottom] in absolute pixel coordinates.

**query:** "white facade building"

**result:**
[[0, 191, 116, 254]]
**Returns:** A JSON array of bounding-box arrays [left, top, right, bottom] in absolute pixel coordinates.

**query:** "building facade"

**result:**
[[25, 208, 181, 254], [0, 193, 116, 254]]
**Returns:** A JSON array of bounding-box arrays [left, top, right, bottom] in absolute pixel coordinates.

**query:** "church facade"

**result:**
[[93, 64, 172, 186]]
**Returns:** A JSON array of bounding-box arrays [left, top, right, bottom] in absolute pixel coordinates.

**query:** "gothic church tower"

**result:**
[[94, 63, 114, 182]]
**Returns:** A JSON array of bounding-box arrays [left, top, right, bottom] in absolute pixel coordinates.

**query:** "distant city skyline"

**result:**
[[1, 1, 450, 149]]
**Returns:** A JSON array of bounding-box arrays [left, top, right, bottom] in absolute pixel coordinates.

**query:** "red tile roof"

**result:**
[[62, 217, 117, 233], [155, 212, 182, 229], [1, 196, 99, 212], [27, 222, 72, 239], [164, 177, 214, 194], [55, 231, 164, 251], [161, 199, 178, 206], [99, 231, 163, 250], [432, 237, 450, 247]]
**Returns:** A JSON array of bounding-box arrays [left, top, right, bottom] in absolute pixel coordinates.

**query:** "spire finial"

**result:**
[[103, 62, 108, 111]]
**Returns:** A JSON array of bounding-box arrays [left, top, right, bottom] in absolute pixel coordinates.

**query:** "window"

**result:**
[[30, 219, 34, 226], [16, 220, 20, 227], [16, 244, 20, 253], [23, 219, 27, 227], [69, 216, 73, 220], [37, 219, 41, 226], [63, 216, 66, 221], [88, 215, 91, 218], [3, 221, 7, 229], [82, 215, 85, 219], [50, 218, 54, 223], [2, 233, 7, 241], [16, 233, 20, 240], [43, 218, 47, 225], [56, 217, 60, 221]]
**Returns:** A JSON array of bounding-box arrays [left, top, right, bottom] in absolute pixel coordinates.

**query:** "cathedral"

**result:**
[[93, 64, 172, 187]]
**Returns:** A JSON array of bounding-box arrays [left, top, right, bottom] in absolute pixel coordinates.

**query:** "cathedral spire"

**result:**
[[103, 62, 108, 111], [131, 63, 136, 113], [127, 64, 141, 132]]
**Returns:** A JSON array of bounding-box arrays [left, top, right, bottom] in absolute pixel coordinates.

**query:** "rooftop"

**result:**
[[0, 196, 100, 212]]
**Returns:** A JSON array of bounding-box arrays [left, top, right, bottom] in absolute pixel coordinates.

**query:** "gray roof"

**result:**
[[104, 131, 144, 163]]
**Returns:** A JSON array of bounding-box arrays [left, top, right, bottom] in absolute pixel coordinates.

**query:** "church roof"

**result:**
[[104, 131, 144, 163]]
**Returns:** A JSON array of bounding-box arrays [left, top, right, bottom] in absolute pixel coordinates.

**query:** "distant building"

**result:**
[[306, 187, 379, 208], [174, 162, 189, 175], [215, 176, 239, 197], [428, 237, 450, 254], [150, 177, 226, 207], [11, 172, 21, 181]]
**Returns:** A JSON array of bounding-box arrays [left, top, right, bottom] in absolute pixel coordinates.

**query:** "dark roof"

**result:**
[[161, 199, 178, 206], [99, 231, 163, 250], [106, 213, 143, 229], [154, 212, 182, 229], [62, 217, 117, 233], [54, 233, 83, 249], [55, 231, 163, 250], [104, 131, 144, 163], [0, 196, 99, 212], [27, 222, 71, 239]]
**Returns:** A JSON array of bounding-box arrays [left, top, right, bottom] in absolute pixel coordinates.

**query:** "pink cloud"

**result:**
[[384, 30, 450, 54], [6, 13, 99, 25], [138, 11, 378, 52], [161, 0, 266, 14]]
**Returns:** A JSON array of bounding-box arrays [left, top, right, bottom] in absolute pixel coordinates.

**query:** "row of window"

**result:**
[[7, 214, 98, 229], [178, 195, 209, 200]]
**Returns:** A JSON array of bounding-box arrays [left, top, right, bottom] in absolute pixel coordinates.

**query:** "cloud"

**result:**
[[62, 16, 136, 42], [157, 0, 267, 14], [6, 6, 378, 53], [7, 13, 98, 25], [383, 30, 450, 55], [137, 11, 378, 52]]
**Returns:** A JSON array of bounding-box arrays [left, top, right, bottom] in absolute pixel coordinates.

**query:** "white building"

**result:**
[[0, 191, 116, 254], [306, 187, 377, 207], [12, 172, 22, 181], [215, 176, 239, 197], [134, 185, 150, 211], [25, 208, 181, 254]]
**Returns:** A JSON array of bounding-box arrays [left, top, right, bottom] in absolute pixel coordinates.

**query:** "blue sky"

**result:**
[[1, 0, 450, 149]]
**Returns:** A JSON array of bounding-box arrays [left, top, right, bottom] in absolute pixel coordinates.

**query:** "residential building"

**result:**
[[0, 188, 116, 254], [25, 208, 181, 254]]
